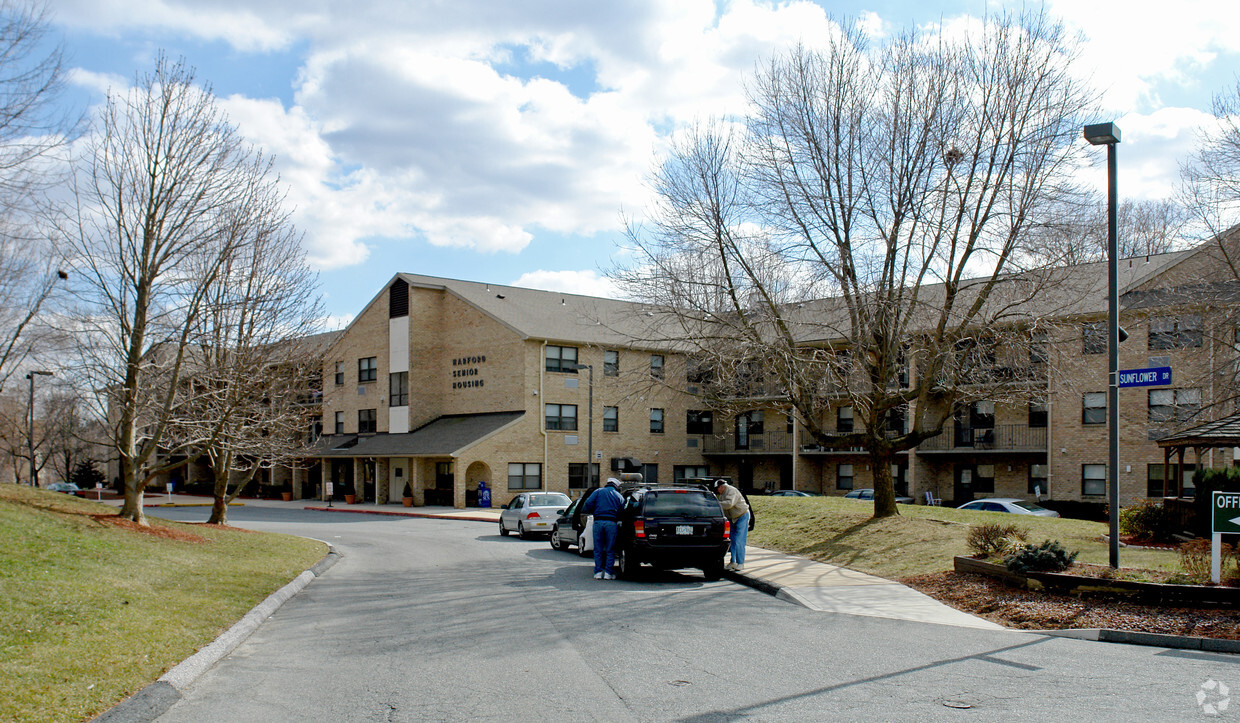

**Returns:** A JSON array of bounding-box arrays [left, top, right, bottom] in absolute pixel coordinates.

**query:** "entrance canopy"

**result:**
[[310, 411, 524, 458]]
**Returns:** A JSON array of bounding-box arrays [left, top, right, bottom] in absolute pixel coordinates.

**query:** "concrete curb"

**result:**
[[302, 505, 497, 523], [1033, 627, 1240, 654], [94, 546, 341, 722]]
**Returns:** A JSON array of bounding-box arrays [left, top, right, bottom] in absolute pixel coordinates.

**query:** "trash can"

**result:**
[[477, 480, 491, 508]]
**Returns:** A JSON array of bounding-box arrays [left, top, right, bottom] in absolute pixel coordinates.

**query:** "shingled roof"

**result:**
[[1157, 412, 1240, 449]]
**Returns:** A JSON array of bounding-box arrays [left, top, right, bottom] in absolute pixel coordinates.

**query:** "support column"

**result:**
[[291, 464, 303, 499], [352, 458, 363, 502], [453, 463, 465, 509], [377, 458, 391, 504]]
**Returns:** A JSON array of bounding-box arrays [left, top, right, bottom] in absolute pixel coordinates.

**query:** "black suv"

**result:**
[[615, 484, 730, 580]]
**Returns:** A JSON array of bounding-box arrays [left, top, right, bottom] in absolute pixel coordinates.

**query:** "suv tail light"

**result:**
[[723, 520, 730, 541], [634, 520, 646, 538]]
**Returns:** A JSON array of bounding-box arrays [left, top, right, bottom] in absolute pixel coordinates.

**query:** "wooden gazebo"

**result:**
[[1156, 412, 1240, 497]]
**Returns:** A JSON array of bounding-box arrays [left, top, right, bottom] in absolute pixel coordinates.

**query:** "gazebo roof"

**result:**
[[1156, 412, 1240, 449]]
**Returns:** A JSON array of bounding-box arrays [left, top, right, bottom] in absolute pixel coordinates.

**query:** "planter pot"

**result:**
[[281, 492, 293, 502], [402, 497, 414, 507], [345, 494, 356, 504]]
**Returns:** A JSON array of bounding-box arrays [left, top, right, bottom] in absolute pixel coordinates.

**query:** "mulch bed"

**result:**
[[901, 571, 1240, 640], [93, 514, 212, 543]]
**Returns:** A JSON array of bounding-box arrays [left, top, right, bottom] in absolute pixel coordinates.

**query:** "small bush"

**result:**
[[966, 522, 1029, 557], [1178, 539, 1236, 583], [1004, 539, 1078, 574], [1118, 500, 1176, 542]]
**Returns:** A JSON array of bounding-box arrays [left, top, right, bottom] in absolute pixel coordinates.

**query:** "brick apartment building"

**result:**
[[296, 239, 1239, 510]]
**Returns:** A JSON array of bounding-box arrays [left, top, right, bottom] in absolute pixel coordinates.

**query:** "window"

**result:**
[[1148, 463, 1198, 497], [358, 357, 377, 382], [686, 410, 713, 435], [1028, 401, 1048, 428], [389, 372, 408, 407], [675, 465, 710, 481], [546, 345, 578, 373], [603, 406, 618, 433], [837, 463, 854, 490], [974, 464, 995, 494], [568, 463, 599, 489], [358, 408, 377, 434], [334, 411, 344, 434], [836, 406, 854, 433], [1082, 392, 1106, 425], [970, 401, 995, 429], [604, 350, 619, 377], [1030, 331, 1048, 365], [1028, 463, 1049, 495], [1148, 388, 1201, 424], [508, 462, 542, 490], [334, 361, 345, 386], [687, 358, 713, 385], [886, 406, 907, 434], [650, 354, 664, 379], [545, 403, 578, 431], [1149, 314, 1202, 350], [650, 408, 664, 433], [1082, 464, 1106, 496], [1082, 322, 1106, 355]]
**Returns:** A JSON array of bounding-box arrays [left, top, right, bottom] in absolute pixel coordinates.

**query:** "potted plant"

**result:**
[[402, 481, 414, 507], [280, 481, 293, 502], [344, 482, 356, 505]]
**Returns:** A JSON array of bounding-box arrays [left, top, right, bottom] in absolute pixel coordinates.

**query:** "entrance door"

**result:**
[[738, 459, 754, 493], [953, 465, 974, 505], [389, 459, 408, 502]]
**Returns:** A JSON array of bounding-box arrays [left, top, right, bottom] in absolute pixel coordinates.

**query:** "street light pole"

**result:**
[[27, 370, 52, 487], [1084, 122, 1122, 569]]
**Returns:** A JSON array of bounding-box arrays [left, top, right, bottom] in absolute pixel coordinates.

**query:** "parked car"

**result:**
[[614, 484, 731, 580], [549, 495, 594, 555], [956, 498, 1060, 517], [46, 482, 84, 497], [768, 490, 821, 497], [499, 492, 572, 538], [844, 488, 914, 504]]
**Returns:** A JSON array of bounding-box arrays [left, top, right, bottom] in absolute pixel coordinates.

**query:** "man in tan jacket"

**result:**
[[712, 478, 750, 570]]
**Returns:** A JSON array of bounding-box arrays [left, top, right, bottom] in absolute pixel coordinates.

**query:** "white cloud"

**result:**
[[511, 269, 620, 298]]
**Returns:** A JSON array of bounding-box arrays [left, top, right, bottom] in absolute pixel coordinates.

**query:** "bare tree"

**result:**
[[191, 197, 325, 525], [0, 0, 77, 390], [614, 14, 1095, 518], [58, 55, 300, 525], [1023, 197, 1187, 266]]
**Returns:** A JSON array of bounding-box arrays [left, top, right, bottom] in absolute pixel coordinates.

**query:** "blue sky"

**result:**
[[46, 0, 1240, 326]]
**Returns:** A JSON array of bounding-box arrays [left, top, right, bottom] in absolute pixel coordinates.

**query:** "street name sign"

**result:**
[[1117, 366, 1171, 388], [1213, 491, 1240, 534]]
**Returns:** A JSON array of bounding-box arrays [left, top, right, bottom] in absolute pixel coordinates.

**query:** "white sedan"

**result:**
[[956, 498, 1060, 517], [499, 492, 572, 538]]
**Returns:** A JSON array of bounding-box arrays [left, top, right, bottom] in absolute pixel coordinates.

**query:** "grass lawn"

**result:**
[[0, 484, 326, 723], [748, 496, 1182, 580]]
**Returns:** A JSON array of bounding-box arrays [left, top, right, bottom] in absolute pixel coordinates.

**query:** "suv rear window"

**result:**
[[641, 490, 721, 516]]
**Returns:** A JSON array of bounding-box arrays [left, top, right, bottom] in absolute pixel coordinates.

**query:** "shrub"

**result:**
[[966, 522, 1029, 557], [1118, 500, 1176, 542], [68, 459, 106, 489], [1178, 538, 1236, 583], [1004, 539, 1078, 574]]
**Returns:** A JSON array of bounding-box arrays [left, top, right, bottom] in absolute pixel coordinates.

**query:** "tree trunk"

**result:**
[[117, 454, 147, 526], [869, 449, 899, 519], [207, 457, 231, 525]]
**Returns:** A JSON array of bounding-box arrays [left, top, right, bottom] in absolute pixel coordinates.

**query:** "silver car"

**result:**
[[956, 498, 1060, 517], [499, 492, 572, 538]]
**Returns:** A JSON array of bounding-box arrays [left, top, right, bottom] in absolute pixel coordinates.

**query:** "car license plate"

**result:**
[[675, 525, 693, 535]]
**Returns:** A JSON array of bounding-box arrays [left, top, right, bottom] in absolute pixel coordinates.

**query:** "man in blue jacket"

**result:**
[[581, 477, 624, 579]]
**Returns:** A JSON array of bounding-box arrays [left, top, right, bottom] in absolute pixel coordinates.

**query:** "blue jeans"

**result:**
[[593, 519, 619, 574], [730, 512, 750, 565]]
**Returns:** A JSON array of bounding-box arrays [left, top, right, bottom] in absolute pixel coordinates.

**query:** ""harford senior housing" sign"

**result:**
[[451, 355, 487, 390]]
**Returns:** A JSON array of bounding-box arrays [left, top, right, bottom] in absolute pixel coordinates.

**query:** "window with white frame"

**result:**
[[686, 409, 712, 435], [837, 463, 854, 490], [334, 361, 345, 385], [603, 406, 618, 432], [1082, 322, 1106, 355], [508, 463, 542, 490], [1082, 464, 1106, 496], [675, 466, 710, 481], [545, 345, 578, 373], [545, 403, 578, 431], [836, 406, 854, 433], [650, 354, 664, 379], [1028, 463, 1049, 495], [603, 350, 619, 377], [1149, 314, 1202, 350], [334, 411, 344, 434], [1082, 392, 1106, 425], [1148, 388, 1201, 424], [650, 408, 664, 434]]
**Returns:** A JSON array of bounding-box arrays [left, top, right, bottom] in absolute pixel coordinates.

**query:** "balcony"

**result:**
[[917, 424, 1047, 453], [700, 430, 794, 455]]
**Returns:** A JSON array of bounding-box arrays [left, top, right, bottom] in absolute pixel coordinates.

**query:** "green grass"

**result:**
[[0, 484, 326, 723], [749, 496, 1181, 580]]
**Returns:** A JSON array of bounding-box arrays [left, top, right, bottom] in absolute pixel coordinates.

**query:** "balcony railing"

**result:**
[[917, 424, 1047, 452], [700, 430, 794, 455]]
